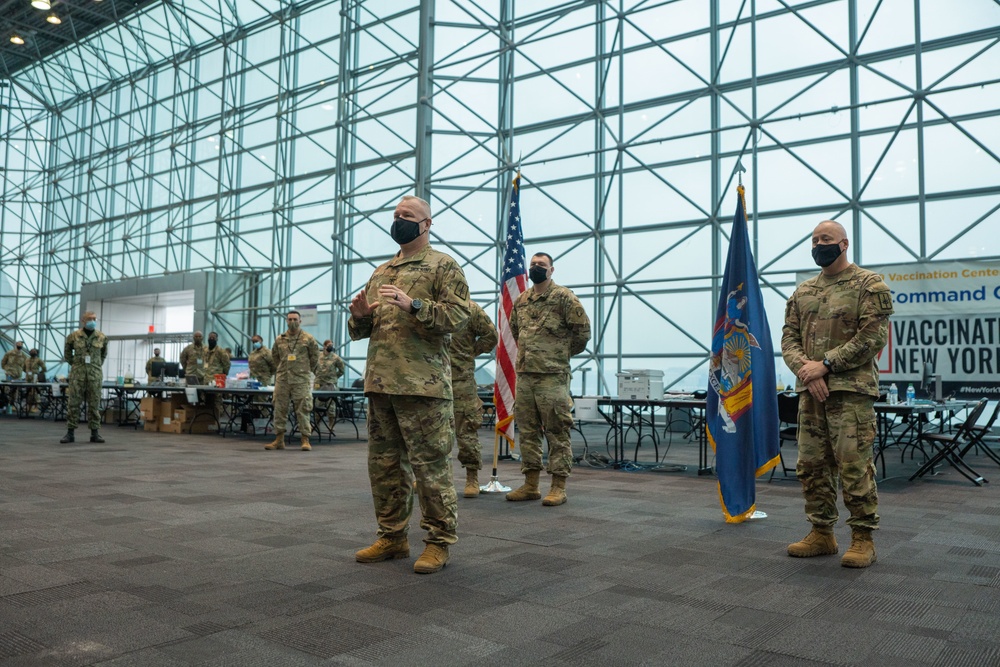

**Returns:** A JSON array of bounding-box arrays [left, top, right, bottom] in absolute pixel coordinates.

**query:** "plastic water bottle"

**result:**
[[888, 383, 898, 405], [906, 383, 916, 405]]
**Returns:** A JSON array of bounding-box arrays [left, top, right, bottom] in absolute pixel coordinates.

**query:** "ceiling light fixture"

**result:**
[[31, 0, 51, 10], [10, 35, 25, 45], [46, 13, 61, 24]]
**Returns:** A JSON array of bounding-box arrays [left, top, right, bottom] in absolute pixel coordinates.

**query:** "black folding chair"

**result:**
[[770, 392, 799, 481], [910, 398, 989, 486], [960, 400, 1000, 468]]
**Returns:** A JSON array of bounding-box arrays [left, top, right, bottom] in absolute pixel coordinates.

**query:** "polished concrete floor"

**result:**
[[1, 417, 998, 666]]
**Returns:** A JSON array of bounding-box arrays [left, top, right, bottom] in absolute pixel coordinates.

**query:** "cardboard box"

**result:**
[[139, 397, 161, 416], [160, 419, 184, 434], [143, 420, 159, 432], [168, 393, 188, 410], [172, 409, 192, 424]]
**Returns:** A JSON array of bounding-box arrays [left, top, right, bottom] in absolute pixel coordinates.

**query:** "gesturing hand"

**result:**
[[377, 285, 414, 313], [349, 290, 378, 318]]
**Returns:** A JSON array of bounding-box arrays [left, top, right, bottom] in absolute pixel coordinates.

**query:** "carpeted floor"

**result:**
[[1, 417, 998, 666]]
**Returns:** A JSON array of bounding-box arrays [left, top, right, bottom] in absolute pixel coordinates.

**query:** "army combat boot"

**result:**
[[264, 431, 285, 450], [355, 536, 410, 563], [59, 429, 74, 444], [90, 429, 105, 443], [841, 528, 877, 568], [506, 470, 542, 501], [542, 474, 568, 506], [413, 544, 449, 574], [787, 526, 838, 557], [300, 435, 312, 451], [463, 469, 480, 498]]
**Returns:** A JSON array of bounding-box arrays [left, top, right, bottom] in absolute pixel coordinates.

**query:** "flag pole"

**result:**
[[480, 430, 512, 493]]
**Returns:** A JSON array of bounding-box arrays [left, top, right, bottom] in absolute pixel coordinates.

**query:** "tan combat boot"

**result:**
[[787, 526, 838, 557], [300, 435, 311, 451], [505, 470, 542, 501], [413, 544, 449, 574], [542, 474, 568, 506], [841, 528, 877, 568], [355, 536, 410, 563], [264, 432, 285, 450], [463, 469, 480, 498]]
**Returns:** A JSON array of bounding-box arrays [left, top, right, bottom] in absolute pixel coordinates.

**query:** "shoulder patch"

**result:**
[[455, 281, 469, 300], [867, 282, 893, 314]]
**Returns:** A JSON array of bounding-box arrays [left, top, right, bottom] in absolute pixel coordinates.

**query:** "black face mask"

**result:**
[[326, 346, 334, 353], [812, 243, 843, 268], [30, 352, 38, 358], [390, 217, 424, 245], [208, 339, 217, 349], [528, 266, 549, 284], [15, 345, 22, 350]]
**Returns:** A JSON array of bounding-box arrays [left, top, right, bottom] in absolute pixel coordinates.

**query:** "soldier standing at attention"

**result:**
[[265, 311, 320, 451], [315, 340, 346, 389], [781, 220, 893, 568], [204, 332, 231, 421], [60, 312, 109, 443], [248, 334, 276, 385], [2, 341, 27, 379], [25, 348, 47, 413], [449, 301, 498, 497], [179, 332, 207, 385], [145, 347, 165, 381], [348, 194, 470, 574], [506, 252, 591, 506]]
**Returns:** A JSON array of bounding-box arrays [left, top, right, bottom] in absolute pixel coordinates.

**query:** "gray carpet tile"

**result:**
[[1, 418, 999, 666]]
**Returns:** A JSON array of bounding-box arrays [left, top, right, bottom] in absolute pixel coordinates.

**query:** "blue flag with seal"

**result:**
[[707, 184, 781, 523]]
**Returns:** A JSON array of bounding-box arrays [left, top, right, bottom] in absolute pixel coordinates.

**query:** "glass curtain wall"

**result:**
[[1, 0, 998, 390]]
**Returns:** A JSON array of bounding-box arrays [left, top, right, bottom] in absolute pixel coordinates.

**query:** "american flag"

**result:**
[[494, 173, 526, 443]]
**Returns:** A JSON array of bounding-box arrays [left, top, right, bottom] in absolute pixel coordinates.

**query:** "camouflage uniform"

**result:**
[[145, 355, 165, 381], [781, 263, 893, 530], [315, 350, 346, 389], [2, 348, 27, 379], [25, 356, 47, 383], [449, 301, 498, 471], [271, 330, 319, 436], [202, 346, 231, 420], [248, 346, 276, 385], [179, 342, 207, 384], [64, 329, 109, 430], [348, 244, 470, 546], [510, 282, 591, 476]]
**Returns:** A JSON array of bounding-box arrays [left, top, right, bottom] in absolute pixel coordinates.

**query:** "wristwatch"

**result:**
[[410, 298, 423, 314], [822, 358, 832, 370]]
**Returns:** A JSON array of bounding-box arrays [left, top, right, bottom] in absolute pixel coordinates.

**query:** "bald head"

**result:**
[[399, 195, 431, 220], [813, 220, 847, 242]]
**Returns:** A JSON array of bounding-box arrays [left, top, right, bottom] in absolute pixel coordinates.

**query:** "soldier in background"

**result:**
[[265, 311, 319, 451], [248, 334, 276, 385], [449, 301, 498, 498], [2, 341, 27, 379], [506, 252, 591, 506], [60, 312, 109, 443], [25, 348, 47, 413], [349, 194, 470, 575], [179, 332, 207, 385], [204, 332, 231, 423], [315, 340, 346, 389], [145, 347, 165, 381], [782, 220, 893, 569]]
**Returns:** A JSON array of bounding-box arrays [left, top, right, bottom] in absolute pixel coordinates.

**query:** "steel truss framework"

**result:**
[[1, 0, 999, 389]]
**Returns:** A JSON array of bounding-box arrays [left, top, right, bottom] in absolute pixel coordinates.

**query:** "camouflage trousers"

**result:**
[[366, 393, 458, 546], [515, 372, 574, 477], [453, 379, 483, 470], [273, 380, 313, 436], [66, 369, 102, 430], [796, 391, 880, 530]]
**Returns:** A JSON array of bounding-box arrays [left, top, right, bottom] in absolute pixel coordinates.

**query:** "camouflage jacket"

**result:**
[[2, 349, 27, 378], [510, 282, 591, 375], [204, 346, 231, 377], [25, 357, 47, 381], [145, 356, 165, 378], [348, 244, 470, 399], [271, 330, 319, 385], [315, 351, 346, 387], [781, 263, 893, 398], [450, 301, 498, 386], [179, 343, 207, 381], [64, 329, 109, 378], [249, 346, 276, 383]]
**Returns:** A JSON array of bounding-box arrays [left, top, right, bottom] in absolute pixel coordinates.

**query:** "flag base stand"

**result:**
[[481, 430, 512, 493], [480, 476, 511, 493], [749, 510, 767, 520]]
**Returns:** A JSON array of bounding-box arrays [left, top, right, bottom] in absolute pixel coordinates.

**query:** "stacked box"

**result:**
[[140, 396, 161, 431]]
